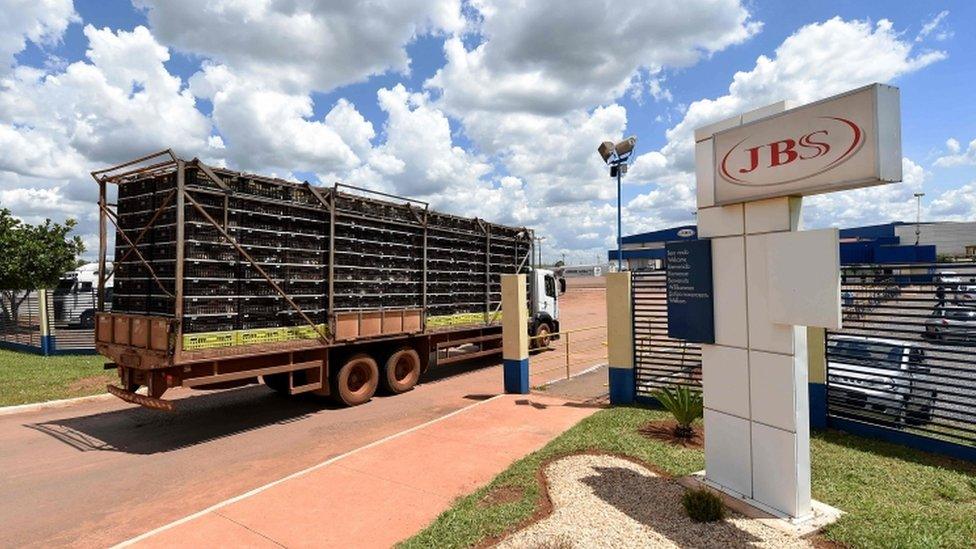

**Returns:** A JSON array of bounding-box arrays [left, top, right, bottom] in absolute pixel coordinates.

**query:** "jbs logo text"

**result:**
[[720, 117, 864, 187]]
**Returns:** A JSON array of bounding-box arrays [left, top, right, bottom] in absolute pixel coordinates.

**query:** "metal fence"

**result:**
[[527, 325, 606, 387], [0, 290, 49, 351], [632, 269, 702, 402], [0, 288, 103, 354], [826, 261, 976, 451]]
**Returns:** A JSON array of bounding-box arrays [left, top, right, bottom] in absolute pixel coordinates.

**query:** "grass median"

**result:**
[[0, 349, 113, 407], [400, 406, 976, 549]]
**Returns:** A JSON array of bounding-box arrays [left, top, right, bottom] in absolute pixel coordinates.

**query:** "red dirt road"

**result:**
[[0, 288, 606, 548]]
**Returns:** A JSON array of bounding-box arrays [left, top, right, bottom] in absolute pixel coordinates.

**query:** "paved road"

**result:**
[[0, 288, 607, 548]]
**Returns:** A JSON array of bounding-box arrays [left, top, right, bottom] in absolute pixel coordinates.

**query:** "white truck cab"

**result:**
[[528, 268, 561, 347], [54, 263, 112, 328]]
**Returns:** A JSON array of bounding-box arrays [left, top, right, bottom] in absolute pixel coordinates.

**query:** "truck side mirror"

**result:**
[[558, 278, 566, 294]]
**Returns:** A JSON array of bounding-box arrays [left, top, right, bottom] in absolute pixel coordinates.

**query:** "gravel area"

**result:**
[[497, 454, 811, 549]]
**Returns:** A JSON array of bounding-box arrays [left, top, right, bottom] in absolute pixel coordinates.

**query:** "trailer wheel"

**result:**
[[262, 373, 290, 394], [383, 347, 421, 394], [331, 354, 379, 406]]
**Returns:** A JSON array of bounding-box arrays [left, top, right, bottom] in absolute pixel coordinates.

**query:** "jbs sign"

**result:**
[[712, 84, 901, 205]]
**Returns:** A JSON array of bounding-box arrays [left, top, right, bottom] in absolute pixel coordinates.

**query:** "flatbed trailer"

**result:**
[[91, 150, 546, 411]]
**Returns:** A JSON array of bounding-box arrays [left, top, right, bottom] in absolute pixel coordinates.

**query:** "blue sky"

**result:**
[[1, 1, 973, 263]]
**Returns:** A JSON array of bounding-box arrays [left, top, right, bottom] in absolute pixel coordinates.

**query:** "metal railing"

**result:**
[[826, 261, 976, 450], [632, 269, 702, 401], [528, 324, 606, 384]]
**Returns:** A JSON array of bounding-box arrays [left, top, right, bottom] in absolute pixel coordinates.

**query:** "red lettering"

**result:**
[[739, 146, 762, 174], [769, 139, 798, 167], [798, 130, 830, 159]]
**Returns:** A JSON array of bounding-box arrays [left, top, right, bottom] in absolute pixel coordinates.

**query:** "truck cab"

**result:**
[[529, 268, 561, 347], [54, 263, 112, 328]]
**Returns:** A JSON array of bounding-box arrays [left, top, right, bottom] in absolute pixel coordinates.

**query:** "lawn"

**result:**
[[401, 406, 976, 549], [0, 349, 114, 407]]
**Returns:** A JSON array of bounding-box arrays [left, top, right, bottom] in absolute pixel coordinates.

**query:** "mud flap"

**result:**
[[106, 384, 174, 412]]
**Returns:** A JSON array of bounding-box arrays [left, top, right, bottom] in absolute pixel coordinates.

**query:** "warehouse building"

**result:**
[[609, 221, 974, 270]]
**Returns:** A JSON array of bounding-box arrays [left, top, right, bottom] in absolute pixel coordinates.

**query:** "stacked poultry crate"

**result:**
[[111, 162, 530, 350]]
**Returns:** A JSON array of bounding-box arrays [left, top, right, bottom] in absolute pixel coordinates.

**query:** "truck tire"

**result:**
[[382, 347, 421, 394], [331, 354, 379, 406], [262, 373, 290, 394], [532, 323, 552, 349]]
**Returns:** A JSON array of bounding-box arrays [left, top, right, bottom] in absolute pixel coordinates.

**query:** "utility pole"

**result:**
[[914, 192, 925, 246]]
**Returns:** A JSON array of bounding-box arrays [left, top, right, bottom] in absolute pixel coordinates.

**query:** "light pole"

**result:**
[[533, 236, 547, 267], [914, 192, 925, 246], [598, 137, 637, 271]]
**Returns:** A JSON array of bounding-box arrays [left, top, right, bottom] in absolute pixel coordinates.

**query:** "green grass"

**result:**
[[0, 349, 113, 406], [400, 407, 703, 549], [401, 406, 976, 549]]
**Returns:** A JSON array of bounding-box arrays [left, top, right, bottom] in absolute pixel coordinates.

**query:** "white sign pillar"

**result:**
[[694, 84, 900, 519]]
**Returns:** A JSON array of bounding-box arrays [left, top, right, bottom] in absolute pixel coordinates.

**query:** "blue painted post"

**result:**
[[607, 271, 635, 404], [501, 274, 529, 394]]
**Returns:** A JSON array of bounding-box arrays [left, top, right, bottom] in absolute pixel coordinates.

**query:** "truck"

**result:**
[[91, 150, 560, 411], [54, 263, 113, 328]]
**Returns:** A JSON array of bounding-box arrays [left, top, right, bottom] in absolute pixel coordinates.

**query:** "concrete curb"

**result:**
[[0, 393, 115, 417]]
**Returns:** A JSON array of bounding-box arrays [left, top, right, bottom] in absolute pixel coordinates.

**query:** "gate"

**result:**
[[632, 269, 702, 402], [826, 262, 976, 456]]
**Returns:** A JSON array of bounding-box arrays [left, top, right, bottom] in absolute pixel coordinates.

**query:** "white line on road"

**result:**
[[112, 393, 505, 548]]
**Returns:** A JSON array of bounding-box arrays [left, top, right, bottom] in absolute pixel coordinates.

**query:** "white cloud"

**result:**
[[803, 158, 927, 228], [344, 84, 491, 198], [0, 0, 76, 74], [189, 63, 371, 174], [427, 0, 759, 116], [135, 0, 463, 92], [916, 10, 952, 42], [934, 137, 976, 167], [0, 25, 212, 166], [929, 181, 976, 221], [644, 17, 946, 178]]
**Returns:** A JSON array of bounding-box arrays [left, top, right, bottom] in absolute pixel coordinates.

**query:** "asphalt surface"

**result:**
[[0, 288, 607, 548]]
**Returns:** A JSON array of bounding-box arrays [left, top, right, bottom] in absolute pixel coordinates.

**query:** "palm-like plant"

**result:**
[[651, 385, 703, 439]]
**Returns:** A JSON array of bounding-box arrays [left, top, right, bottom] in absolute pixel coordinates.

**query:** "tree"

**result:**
[[0, 208, 85, 321]]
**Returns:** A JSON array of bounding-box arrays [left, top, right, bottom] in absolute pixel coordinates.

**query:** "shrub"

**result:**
[[651, 385, 703, 438], [683, 488, 725, 522]]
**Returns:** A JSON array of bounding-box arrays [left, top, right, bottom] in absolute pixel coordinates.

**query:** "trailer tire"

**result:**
[[331, 354, 379, 406], [382, 347, 421, 394], [262, 373, 290, 394]]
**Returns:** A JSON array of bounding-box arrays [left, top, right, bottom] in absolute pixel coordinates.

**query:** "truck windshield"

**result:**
[[829, 339, 903, 367], [56, 278, 76, 292]]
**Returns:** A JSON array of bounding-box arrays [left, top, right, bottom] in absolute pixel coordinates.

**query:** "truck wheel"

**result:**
[[383, 347, 421, 394], [262, 373, 290, 394], [80, 310, 95, 329], [532, 323, 552, 349], [331, 354, 379, 406]]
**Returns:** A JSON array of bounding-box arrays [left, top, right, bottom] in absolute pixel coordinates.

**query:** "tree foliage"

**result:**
[[0, 208, 85, 291]]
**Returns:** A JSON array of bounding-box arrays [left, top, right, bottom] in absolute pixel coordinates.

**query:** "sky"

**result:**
[[0, 0, 974, 265]]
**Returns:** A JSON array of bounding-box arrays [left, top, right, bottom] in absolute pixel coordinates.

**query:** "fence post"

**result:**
[[38, 289, 55, 356], [807, 326, 827, 429], [501, 274, 529, 394], [565, 331, 571, 380], [607, 271, 635, 404]]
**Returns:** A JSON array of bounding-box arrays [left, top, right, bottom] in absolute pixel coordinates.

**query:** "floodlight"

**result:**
[[614, 136, 636, 158], [598, 141, 615, 163]]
